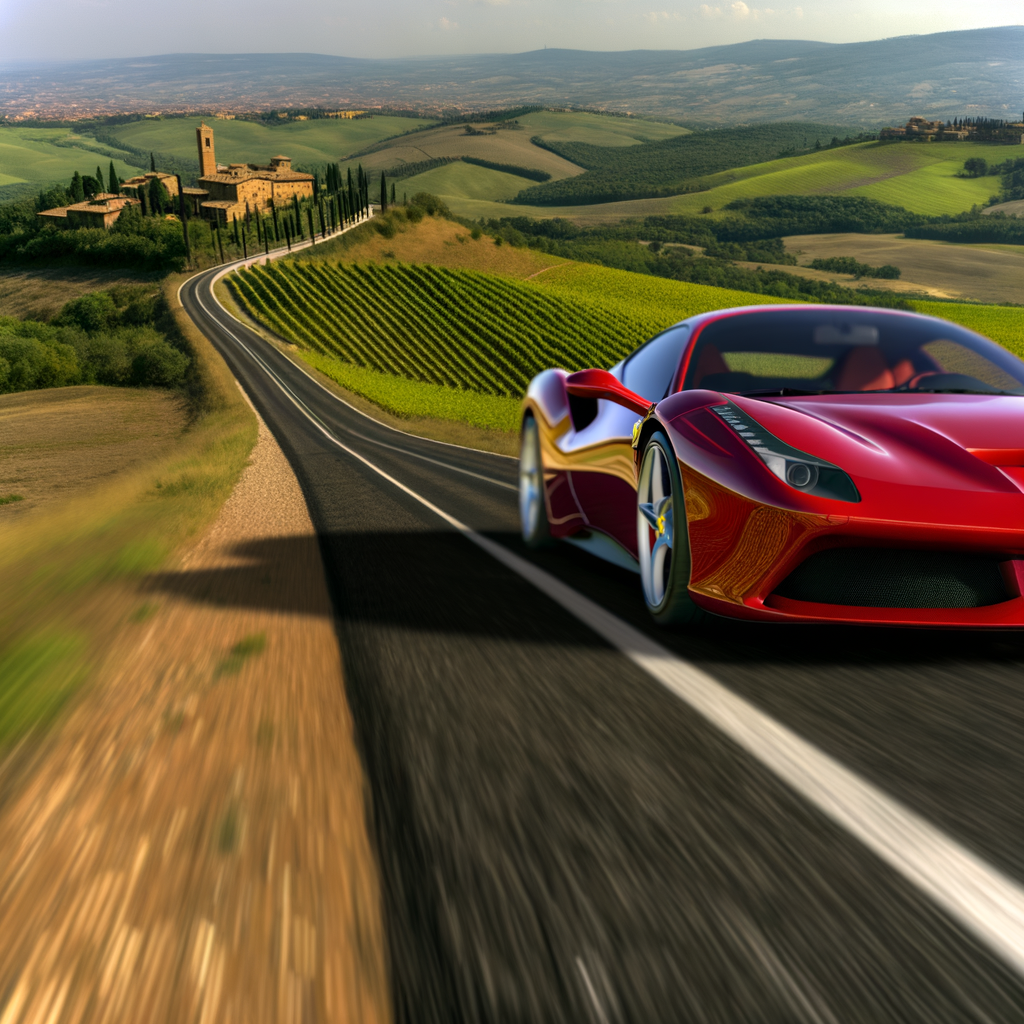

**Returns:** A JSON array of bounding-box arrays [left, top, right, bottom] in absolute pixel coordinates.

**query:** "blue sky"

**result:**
[[1, 0, 1021, 60]]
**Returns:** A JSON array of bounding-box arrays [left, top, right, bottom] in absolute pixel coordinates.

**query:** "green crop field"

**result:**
[[915, 301, 1024, 358], [106, 115, 438, 168], [228, 260, 659, 399], [226, 256, 791, 429], [0, 127, 146, 200], [398, 162, 547, 203], [663, 141, 1002, 218]]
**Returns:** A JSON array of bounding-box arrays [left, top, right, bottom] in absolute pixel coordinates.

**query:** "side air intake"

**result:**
[[772, 548, 1010, 609]]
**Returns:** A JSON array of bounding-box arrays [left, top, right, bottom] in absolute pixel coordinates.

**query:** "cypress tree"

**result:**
[[390, 183, 396, 205], [292, 194, 303, 238], [175, 173, 191, 267], [380, 171, 388, 212], [139, 189, 148, 216], [256, 212, 262, 244], [70, 171, 84, 203], [285, 221, 292, 251], [272, 202, 280, 241], [347, 167, 355, 221], [216, 221, 225, 263], [108, 161, 119, 194], [264, 219, 270, 256], [307, 207, 316, 243], [150, 152, 156, 172], [233, 215, 239, 245]]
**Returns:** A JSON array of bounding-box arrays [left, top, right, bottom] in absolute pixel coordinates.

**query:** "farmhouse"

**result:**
[[120, 171, 179, 200], [192, 123, 314, 224], [36, 193, 140, 229], [881, 115, 1024, 144]]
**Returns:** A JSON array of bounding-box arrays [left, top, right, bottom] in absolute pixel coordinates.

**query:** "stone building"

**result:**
[[881, 114, 1023, 143], [120, 171, 179, 199], [193, 123, 314, 224], [37, 193, 140, 230]]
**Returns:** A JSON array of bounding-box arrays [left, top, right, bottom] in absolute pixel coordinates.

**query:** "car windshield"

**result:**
[[682, 309, 1024, 396]]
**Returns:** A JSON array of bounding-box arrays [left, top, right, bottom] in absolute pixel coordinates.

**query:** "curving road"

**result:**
[[182, 258, 1024, 1023]]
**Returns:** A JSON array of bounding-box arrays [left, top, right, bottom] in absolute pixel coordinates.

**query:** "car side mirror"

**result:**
[[565, 369, 653, 416]]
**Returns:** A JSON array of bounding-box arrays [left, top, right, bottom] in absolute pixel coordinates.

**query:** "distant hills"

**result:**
[[2, 26, 1022, 126]]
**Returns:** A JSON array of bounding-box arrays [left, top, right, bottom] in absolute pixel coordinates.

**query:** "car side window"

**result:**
[[621, 326, 690, 402]]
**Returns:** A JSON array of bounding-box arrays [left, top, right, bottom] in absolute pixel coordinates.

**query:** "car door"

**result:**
[[560, 325, 691, 555]]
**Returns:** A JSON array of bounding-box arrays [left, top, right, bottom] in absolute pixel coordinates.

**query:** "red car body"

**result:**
[[521, 304, 1024, 627]]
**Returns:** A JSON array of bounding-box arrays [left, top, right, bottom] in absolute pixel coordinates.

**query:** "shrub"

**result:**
[[409, 192, 451, 218]]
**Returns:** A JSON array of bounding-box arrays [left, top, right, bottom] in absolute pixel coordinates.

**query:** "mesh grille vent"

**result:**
[[773, 548, 1009, 609]]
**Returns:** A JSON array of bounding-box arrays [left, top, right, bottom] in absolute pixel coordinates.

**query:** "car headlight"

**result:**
[[711, 401, 860, 503]]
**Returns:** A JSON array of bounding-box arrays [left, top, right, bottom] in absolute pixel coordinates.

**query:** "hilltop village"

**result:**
[[36, 123, 314, 228], [881, 114, 1024, 143]]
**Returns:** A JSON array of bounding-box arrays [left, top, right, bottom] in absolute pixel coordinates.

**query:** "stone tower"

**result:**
[[196, 123, 216, 177]]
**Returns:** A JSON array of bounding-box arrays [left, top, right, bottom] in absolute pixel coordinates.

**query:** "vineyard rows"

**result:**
[[227, 261, 654, 398]]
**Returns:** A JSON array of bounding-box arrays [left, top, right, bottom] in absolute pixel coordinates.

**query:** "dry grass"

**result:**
[[0, 416, 389, 1024], [783, 233, 1024, 306], [0, 387, 188, 519], [0, 267, 156, 321], [303, 213, 563, 279]]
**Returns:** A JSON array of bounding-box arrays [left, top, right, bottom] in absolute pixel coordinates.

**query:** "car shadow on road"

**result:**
[[142, 529, 1024, 667]]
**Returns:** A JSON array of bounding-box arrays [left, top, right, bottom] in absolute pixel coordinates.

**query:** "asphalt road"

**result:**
[[182, 261, 1024, 1023]]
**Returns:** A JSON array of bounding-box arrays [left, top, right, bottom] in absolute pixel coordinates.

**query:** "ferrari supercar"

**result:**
[[519, 304, 1024, 627]]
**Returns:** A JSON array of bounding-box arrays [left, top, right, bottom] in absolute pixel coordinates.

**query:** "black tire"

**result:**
[[519, 414, 552, 548], [636, 431, 705, 626]]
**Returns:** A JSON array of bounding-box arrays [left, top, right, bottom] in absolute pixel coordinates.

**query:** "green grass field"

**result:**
[[414, 140, 1008, 222], [107, 115, 438, 168], [664, 141, 1002, 217], [399, 162, 544, 203], [0, 127, 146, 196]]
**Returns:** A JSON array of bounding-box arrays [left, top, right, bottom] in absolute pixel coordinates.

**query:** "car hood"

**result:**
[[738, 392, 1024, 493]]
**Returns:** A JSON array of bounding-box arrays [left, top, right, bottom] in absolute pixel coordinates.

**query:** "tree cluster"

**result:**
[[0, 284, 190, 395], [515, 123, 872, 206]]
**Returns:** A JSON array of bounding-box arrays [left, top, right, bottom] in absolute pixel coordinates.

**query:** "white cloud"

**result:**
[[645, 9, 682, 21], [438, 15, 458, 29], [699, 3, 722, 17], [731, 1, 750, 16]]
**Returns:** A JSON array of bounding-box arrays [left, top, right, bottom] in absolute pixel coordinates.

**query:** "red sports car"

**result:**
[[519, 304, 1024, 627]]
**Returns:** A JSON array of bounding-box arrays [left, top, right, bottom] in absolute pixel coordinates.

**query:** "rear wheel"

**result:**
[[637, 432, 705, 626], [519, 415, 552, 548]]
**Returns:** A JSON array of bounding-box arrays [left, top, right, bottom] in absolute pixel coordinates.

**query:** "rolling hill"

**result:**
[[0, 127, 145, 203], [104, 115, 437, 169], [2, 28, 1022, 124], [394, 139, 1011, 221]]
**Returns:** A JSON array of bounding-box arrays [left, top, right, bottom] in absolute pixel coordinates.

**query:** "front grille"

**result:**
[[773, 548, 1009, 609]]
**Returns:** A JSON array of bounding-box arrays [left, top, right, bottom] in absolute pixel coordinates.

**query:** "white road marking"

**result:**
[[187, 279, 515, 492], [187, 259, 1024, 980]]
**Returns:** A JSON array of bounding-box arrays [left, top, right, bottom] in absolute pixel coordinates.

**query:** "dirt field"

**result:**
[[356, 122, 584, 181], [783, 233, 1024, 305], [0, 386, 188, 518], [0, 410, 390, 1024], [0, 268, 155, 321], [984, 199, 1024, 219]]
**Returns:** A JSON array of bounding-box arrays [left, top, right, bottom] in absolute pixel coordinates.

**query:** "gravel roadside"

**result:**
[[0, 409, 389, 1024]]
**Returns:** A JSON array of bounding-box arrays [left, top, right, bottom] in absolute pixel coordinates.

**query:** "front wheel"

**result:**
[[519, 415, 552, 548], [637, 432, 705, 626]]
